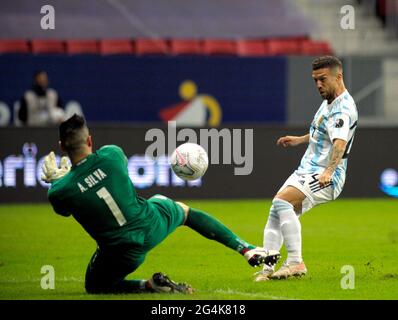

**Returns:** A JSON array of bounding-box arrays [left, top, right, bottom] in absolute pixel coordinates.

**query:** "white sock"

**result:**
[[273, 198, 302, 265], [264, 206, 284, 251], [263, 205, 283, 271]]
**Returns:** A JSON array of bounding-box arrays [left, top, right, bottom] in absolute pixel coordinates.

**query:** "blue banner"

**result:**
[[0, 55, 286, 125]]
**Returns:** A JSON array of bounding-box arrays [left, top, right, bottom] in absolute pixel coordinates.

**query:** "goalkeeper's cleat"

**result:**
[[269, 261, 307, 280], [147, 272, 194, 294], [244, 247, 281, 267], [254, 267, 274, 282]]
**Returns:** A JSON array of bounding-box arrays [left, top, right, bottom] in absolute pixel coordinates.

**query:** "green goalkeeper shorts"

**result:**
[[143, 194, 186, 251]]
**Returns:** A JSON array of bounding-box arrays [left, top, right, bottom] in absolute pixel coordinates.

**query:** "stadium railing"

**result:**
[[0, 38, 334, 56]]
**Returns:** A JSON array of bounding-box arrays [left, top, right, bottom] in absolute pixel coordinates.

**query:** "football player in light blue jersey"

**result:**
[[256, 56, 358, 281]]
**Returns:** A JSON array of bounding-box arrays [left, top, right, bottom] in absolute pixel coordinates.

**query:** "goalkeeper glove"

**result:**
[[41, 151, 71, 183]]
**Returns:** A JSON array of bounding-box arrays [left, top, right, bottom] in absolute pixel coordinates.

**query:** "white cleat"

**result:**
[[270, 261, 307, 280], [254, 267, 274, 282], [244, 247, 281, 267]]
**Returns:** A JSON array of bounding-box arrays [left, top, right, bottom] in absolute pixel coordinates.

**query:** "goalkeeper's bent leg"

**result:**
[[85, 247, 152, 294]]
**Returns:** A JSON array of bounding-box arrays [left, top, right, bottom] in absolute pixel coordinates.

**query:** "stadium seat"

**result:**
[[66, 40, 99, 54], [0, 40, 30, 54], [266, 38, 301, 56], [300, 40, 333, 55], [170, 39, 202, 55], [31, 39, 65, 54], [237, 39, 268, 56], [202, 40, 237, 55], [317, 41, 333, 55], [135, 39, 169, 55], [99, 39, 134, 55]]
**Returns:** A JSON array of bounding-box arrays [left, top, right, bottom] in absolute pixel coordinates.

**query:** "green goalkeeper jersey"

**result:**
[[48, 145, 156, 247]]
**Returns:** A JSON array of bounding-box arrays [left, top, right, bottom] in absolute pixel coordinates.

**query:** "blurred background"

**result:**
[[0, 0, 398, 202]]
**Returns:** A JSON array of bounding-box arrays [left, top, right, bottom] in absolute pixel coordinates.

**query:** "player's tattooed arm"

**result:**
[[319, 139, 347, 186], [327, 139, 347, 172]]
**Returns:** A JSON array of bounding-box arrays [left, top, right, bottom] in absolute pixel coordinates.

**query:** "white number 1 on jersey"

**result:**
[[96, 187, 127, 226]]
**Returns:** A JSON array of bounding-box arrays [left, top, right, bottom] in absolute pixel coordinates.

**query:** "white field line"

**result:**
[[0, 277, 84, 284], [0, 279, 298, 300]]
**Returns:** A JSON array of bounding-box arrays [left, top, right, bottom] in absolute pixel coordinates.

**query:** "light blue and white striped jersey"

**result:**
[[296, 90, 358, 196]]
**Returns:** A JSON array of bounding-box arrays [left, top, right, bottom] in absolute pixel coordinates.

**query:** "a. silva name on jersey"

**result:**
[[77, 168, 107, 193]]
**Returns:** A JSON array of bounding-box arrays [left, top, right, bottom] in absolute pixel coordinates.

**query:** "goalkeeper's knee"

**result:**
[[176, 201, 190, 223]]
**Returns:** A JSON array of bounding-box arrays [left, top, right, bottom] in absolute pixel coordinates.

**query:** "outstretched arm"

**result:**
[[318, 139, 347, 187], [277, 134, 309, 147]]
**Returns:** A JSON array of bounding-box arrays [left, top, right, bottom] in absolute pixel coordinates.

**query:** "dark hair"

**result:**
[[59, 114, 88, 153], [312, 56, 343, 71], [33, 70, 47, 80]]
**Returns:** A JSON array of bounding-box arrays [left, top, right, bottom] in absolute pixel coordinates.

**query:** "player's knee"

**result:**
[[176, 201, 190, 214], [85, 270, 108, 294], [85, 279, 102, 294], [272, 197, 301, 215], [269, 205, 279, 219], [272, 198, 294, 212], [85, 278, 113, 294], [176, 201, 190, 222], [273, 190, 292, 203], [274, 186, 305, 210], [85, 285, 96, 294]]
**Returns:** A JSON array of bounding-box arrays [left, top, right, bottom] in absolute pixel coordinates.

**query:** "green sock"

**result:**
[[185, 208, 255, 254]]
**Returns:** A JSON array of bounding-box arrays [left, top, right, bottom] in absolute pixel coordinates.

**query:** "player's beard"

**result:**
[[320, 90, 333, 103]]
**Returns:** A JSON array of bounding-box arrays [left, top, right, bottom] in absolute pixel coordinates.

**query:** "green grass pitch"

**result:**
[[0, 199, 397, 300]]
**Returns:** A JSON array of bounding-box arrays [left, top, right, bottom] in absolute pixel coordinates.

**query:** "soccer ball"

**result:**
[[170, 143, 209, 181]]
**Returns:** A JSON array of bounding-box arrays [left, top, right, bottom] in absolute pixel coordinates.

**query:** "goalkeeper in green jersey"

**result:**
[[42, 114, 280, 294]]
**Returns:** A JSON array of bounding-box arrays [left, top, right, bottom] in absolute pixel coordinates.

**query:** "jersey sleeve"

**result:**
[[99, 145, 128, 167], [326, 112, 351, 143], [48, 189, 71, 217]]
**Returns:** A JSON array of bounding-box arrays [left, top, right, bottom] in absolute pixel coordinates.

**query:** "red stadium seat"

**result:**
[[300, 40, 333, 55], [202, 40, 237, 55], [135, 39, 169, 55], [31, 39, 65, 54], [99, 39, 134, 55], [0, 40, 30, 54], [66, 40, 99, 54], [266, 38, 301, 55], [237, 39, 268, 56], [318, 41, 333, 55], [170, 39, 202, 55]]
